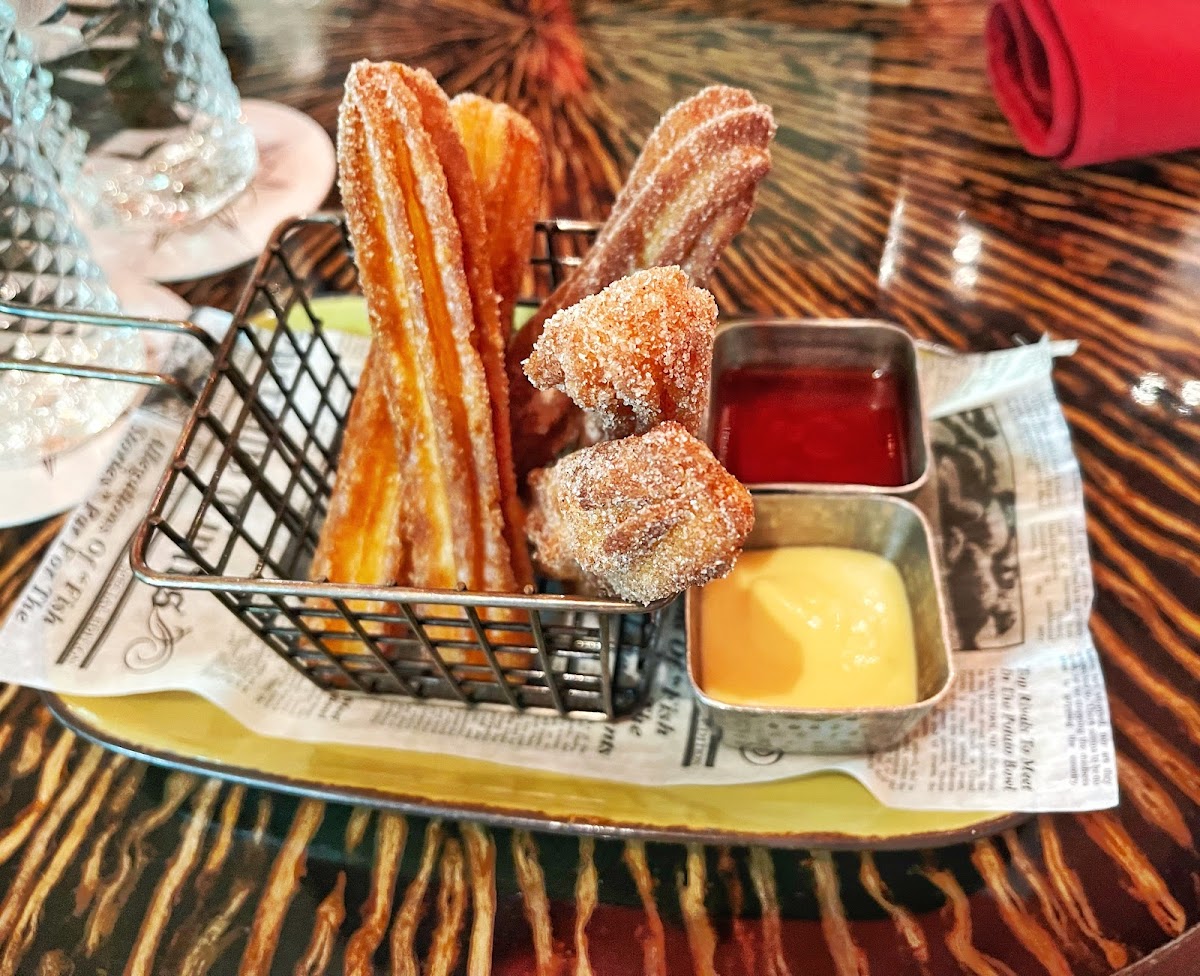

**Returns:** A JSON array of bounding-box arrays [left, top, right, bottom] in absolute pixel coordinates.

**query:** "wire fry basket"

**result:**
[[2, 214, 669, 720]]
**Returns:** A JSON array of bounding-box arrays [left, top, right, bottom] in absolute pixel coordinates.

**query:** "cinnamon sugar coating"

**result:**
[[534, 423, 754, 603], [523, 267, 718, 439], [507, 84, 775, 478], [326, 60, 529, 596], [450, 93, 546, 338], [526, 466, 590, 586]]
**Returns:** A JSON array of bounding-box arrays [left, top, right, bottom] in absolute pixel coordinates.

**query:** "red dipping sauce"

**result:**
[[713, 365, 910, 486]]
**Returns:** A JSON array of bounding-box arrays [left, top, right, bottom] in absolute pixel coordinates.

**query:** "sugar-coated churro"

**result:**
[[523, 267, 718, 439], [531, 422, 754, 604], [507, 85, 775, 478], [450, 93, 546, 339], [411, 73, 533, 590], [525, 465, 588, 585], [310, 342, 405, 591], [331, 60, 525, 597]]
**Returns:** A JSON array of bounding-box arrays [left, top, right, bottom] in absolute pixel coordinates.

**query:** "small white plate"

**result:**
[[83, 100, 337, 284]]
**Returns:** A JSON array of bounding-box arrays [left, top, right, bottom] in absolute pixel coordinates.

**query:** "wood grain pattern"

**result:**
[[0, 0, 1199, 972]]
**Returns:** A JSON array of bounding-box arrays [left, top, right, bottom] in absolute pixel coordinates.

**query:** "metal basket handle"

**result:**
[[0, 300, 220, 403]]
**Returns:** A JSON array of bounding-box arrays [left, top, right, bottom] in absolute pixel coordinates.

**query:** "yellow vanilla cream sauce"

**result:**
[[697, 546, 918, 709]]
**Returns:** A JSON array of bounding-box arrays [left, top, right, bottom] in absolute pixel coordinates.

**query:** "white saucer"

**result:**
[[104, 271, 192, 322], [83, 100, 337, 284], [0, 276, 191, 529]]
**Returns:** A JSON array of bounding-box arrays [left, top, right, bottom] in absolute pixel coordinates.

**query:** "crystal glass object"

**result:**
[[35, 0, 258, 230], [1, 6, 144, 468]]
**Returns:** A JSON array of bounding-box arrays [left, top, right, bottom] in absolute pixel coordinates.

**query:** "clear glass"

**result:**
[[1, 5, 144, 468], [35, 0, 258, 230]]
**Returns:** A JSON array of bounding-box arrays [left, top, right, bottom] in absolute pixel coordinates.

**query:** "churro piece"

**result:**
[[450, 93, 546, 337], [525, 466, 615, 596], [310, 342, 405, 590], [508, 85, 775, 477], [306, 343, 404, 655], [336, 60, 524, 596], [535, 423, 754, 604], [523, 267, 717, 439], [410, 75, 532, 590], [525, 471, 610, 597], [526, 466, 587, 585]]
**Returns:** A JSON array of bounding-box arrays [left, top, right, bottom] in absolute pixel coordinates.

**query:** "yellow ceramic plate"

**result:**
[[47, 690, 1023, 848]]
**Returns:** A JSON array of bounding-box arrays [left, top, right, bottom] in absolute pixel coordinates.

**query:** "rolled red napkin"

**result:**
[[986, 0, 1200, 167]]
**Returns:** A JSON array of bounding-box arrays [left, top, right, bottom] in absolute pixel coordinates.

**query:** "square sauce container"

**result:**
[[686, 493, 954, 754], [707, 319, 930, 498], [688, 318, 954, 754]]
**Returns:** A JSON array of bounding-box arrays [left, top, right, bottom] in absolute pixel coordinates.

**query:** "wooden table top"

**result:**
[[1, 0, 1198, 972]]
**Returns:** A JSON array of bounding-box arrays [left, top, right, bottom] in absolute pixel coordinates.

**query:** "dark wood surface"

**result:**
[[1, 0, 1199, 972]]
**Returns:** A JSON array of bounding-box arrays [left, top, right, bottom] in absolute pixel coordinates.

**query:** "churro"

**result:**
[[525, 465, 588, 585], [450, 93, 546, 338], [333, 60, 524, 596], [533, 422, 754, 604], [523, 267, 717, 439], [413, 75, 532, 590], [508, 85, 775, 477], [310, 342, 405, 591]]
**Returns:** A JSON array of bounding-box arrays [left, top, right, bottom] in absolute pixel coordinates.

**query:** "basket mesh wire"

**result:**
[[131, 214, 666, 720]]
